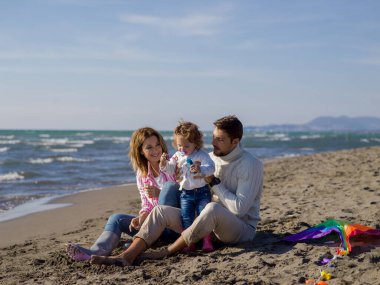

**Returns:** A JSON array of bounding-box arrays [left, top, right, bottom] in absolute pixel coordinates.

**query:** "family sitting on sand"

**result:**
[[66, 115, 264, 266]]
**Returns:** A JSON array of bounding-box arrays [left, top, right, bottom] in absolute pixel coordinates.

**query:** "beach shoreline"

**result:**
[[1, 147, 379, 284], [0, 184, 137, 224], [0, 184, 140, 248]]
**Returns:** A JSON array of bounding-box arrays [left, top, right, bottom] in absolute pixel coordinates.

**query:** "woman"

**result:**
[[66, 127, 181, 261]]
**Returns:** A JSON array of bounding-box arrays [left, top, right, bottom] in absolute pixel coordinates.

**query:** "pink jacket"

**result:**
[[136, 163, 176, 215]]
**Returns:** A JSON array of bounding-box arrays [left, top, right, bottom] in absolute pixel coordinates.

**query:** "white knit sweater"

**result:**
[[210, 143, 263, 228]]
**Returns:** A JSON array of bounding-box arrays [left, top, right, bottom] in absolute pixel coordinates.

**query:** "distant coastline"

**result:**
[[247, 115, 380, 132]]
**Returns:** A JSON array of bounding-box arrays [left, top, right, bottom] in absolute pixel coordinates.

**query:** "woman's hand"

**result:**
[[144, 184, 160, 198], [159, 153, 169, 168], [129, 217, 140, 231], [129, 212, 149, 231]]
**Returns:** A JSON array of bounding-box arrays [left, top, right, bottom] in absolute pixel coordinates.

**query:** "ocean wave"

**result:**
[[203, 144, 213, 150], [0, 195, 37, 212], [75, 132, 93, 136], [0, 140, 21, 145], [69, 143, 85, 148], [72, 140, 94, 145], [36, 138, 70, 146], [281, 153, 300, 158], [0, 172, 25, 182], [39, 134, 50, 138], [29, 158, 54, 164], [163, 135, 174, 141], [253, 133, 268, 138], [28, 138, 94, 147], [255, 133, 292, 142], [300, 134, 322, 140], [0, 135, 15, 139], [0, 147, 9, 153], [31, 180, 61, 185], [112, 137, 131, 144], [49, 148, 78, 153], [56, 156, 92, 162]]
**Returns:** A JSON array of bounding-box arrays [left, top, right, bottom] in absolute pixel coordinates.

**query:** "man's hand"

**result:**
[[204, 175, 214, 184]]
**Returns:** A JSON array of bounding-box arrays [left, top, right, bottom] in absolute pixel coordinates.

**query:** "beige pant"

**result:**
[[135, 202, 256, 247]]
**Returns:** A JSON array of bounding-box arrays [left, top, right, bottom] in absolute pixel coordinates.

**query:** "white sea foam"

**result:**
[[56, 156, 91, 162], [266, 134, 291, 141], [360, 139, 370, 143], [75, 132, 93, 136], [69, 143, 85, 148], [253, 133, 269, 138], [29, 158, 54, 164], [203, 144, 213, 149], [39, 134, 50, 138], [0, 196, 72, 222], [0, 147, 9, 153], [0, 140, 21, 144], [281, 153, 300, 158], [0, 135, 15, 139], [300, 134, 322, 140], [112, 137, 131, 144], [163, 135, 174, 141], [0, 172, 24, 182], [49, 148, 78, 153], [72, 140, 94, 145], [39, 138, 69, 146]]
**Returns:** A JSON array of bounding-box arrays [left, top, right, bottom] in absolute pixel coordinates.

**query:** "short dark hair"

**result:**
[[213, 115, 243, 141]]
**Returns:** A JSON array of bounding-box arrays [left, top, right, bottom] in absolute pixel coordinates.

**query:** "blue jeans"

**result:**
[[104, 181, 181, 242], [180, 185, 211, 229], [158, 181, 181, 208]]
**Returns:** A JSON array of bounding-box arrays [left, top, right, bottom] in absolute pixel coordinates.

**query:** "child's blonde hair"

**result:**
[[173, 121, 203, 150]]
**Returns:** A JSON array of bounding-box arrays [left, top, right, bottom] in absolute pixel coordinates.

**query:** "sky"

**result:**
[[0, 0, 379, 131]]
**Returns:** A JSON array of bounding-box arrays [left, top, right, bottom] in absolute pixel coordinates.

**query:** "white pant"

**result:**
[[135, 202, 256, 247]]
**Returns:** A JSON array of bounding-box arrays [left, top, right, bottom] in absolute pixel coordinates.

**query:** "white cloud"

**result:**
[[0, 47, 153, 61], [120, 13, 224, 36], [233, 40, 323, 51], [355, 58, 380, 65], [0, 63, 258, 79], [123, 15, 160, 25], [351, 45, 380, 65]]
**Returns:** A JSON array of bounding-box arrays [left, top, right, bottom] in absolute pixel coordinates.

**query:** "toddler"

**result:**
[[160, 121, 215, 252]]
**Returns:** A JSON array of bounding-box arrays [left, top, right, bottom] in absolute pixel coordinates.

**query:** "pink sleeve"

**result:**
[[136, 174, 157, 215]]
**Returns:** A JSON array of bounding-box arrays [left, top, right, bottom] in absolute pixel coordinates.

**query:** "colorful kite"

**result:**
[[283, 219, 380, 253]]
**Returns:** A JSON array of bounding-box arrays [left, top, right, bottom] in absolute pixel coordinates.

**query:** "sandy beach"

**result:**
[[0, 147, 379, 285]]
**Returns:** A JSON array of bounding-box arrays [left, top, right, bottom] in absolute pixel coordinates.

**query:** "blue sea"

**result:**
[[1, 129, 380, 221]]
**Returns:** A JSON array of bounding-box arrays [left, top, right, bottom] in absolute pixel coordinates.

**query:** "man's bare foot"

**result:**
[[90, 255, 131, 267]]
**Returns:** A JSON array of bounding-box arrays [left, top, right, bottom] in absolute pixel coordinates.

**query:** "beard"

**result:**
[[213, 148, 225, 157]]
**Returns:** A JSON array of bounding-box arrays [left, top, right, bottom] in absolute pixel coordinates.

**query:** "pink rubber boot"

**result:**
[[182, 243, 196, 253], [202, 234, 214, 252]]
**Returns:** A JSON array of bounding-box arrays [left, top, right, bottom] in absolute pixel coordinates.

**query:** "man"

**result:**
[[91, 115, 264, 266]]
